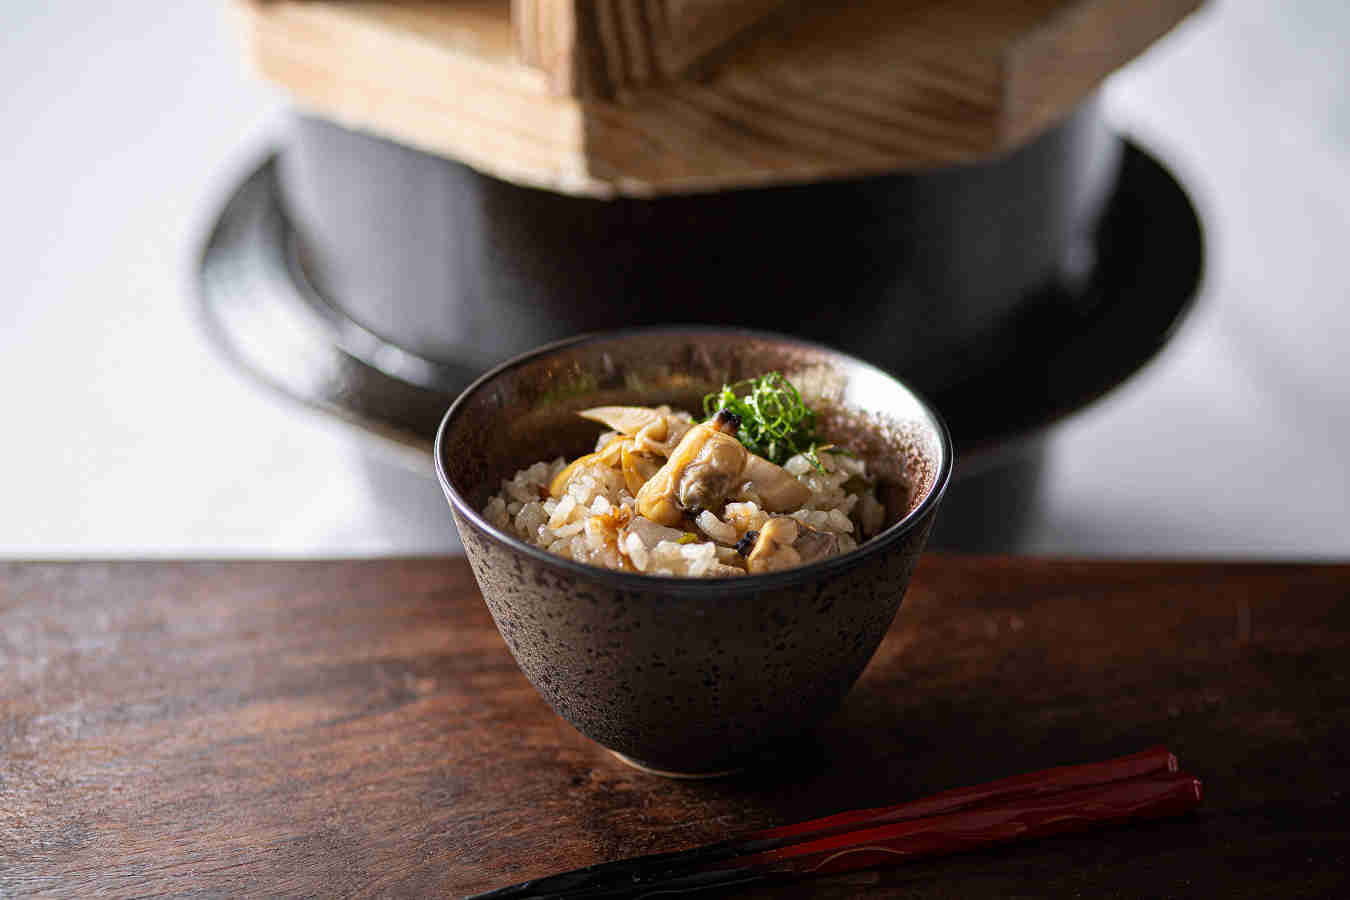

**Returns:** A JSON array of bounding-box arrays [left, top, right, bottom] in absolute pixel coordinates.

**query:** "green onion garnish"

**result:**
[[702, 371, 830, 472]]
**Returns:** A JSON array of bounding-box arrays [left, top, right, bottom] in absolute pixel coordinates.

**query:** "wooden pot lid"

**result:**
[[233, 0, 1203, 196]]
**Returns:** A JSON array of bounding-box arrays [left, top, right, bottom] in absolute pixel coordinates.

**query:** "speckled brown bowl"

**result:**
[[435, 328, 952, 776]]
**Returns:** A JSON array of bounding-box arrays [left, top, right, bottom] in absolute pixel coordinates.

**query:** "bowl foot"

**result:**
[[608, 750, 744, 780]]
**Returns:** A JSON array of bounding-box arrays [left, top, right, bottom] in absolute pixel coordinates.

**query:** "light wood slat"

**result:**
[[514, 0, 797, 95], [234, 0, 1203, 196], [237, 0, 596, 192], [1003, 0, 1206, 145]]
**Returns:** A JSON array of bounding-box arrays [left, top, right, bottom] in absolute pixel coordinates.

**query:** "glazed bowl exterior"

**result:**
[[435, 329, 952, 774]]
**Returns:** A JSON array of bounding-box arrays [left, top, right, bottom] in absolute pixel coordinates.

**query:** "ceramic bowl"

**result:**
[[435, 328, 953, 775]]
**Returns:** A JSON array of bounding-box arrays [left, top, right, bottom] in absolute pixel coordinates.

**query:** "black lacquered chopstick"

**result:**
[[464, 838, 760, 899], [464, 746, 1184, 899]]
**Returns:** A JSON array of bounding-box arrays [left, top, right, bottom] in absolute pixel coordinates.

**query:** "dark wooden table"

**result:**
[[3, 556, 1347, 897]]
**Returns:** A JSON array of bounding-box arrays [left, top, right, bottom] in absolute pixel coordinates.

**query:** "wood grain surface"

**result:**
[[234, 0, 1202, 195], [513, 0, 797, 96], [2, 556, 1348, 897]]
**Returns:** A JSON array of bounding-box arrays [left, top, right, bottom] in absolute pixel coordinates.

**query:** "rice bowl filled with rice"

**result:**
[[481, 373, 887, 577], [436, 330, 954, 776]]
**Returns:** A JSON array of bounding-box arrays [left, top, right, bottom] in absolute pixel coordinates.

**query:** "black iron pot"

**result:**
[[279, 96, 1120, 400], [197, 100, 1202, 554]]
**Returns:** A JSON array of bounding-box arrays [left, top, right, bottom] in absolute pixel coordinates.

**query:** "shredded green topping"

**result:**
[[678, 532, 699, 545], [702, 371, 830, 472]]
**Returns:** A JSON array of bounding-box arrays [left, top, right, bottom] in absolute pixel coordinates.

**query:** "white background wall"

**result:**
[[2, 1, 1346, 558]]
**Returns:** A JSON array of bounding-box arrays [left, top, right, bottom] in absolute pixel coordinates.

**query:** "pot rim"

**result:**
[[435, 326, 954, 596]]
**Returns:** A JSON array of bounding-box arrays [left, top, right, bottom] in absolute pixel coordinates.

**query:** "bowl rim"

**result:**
[[435, 326, 954, 594]]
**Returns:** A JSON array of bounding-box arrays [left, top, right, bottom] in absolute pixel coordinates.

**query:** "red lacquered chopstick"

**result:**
[[466, 748, 1196, 899], [743, 771, 1202, 877], [743, 744, 1177, 847]]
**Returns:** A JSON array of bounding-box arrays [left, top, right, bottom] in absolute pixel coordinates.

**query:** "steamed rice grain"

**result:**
[[485, 447, 882, 577]]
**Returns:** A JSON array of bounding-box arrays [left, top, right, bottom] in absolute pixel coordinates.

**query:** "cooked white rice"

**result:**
[[483, 427, 884, 577]]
